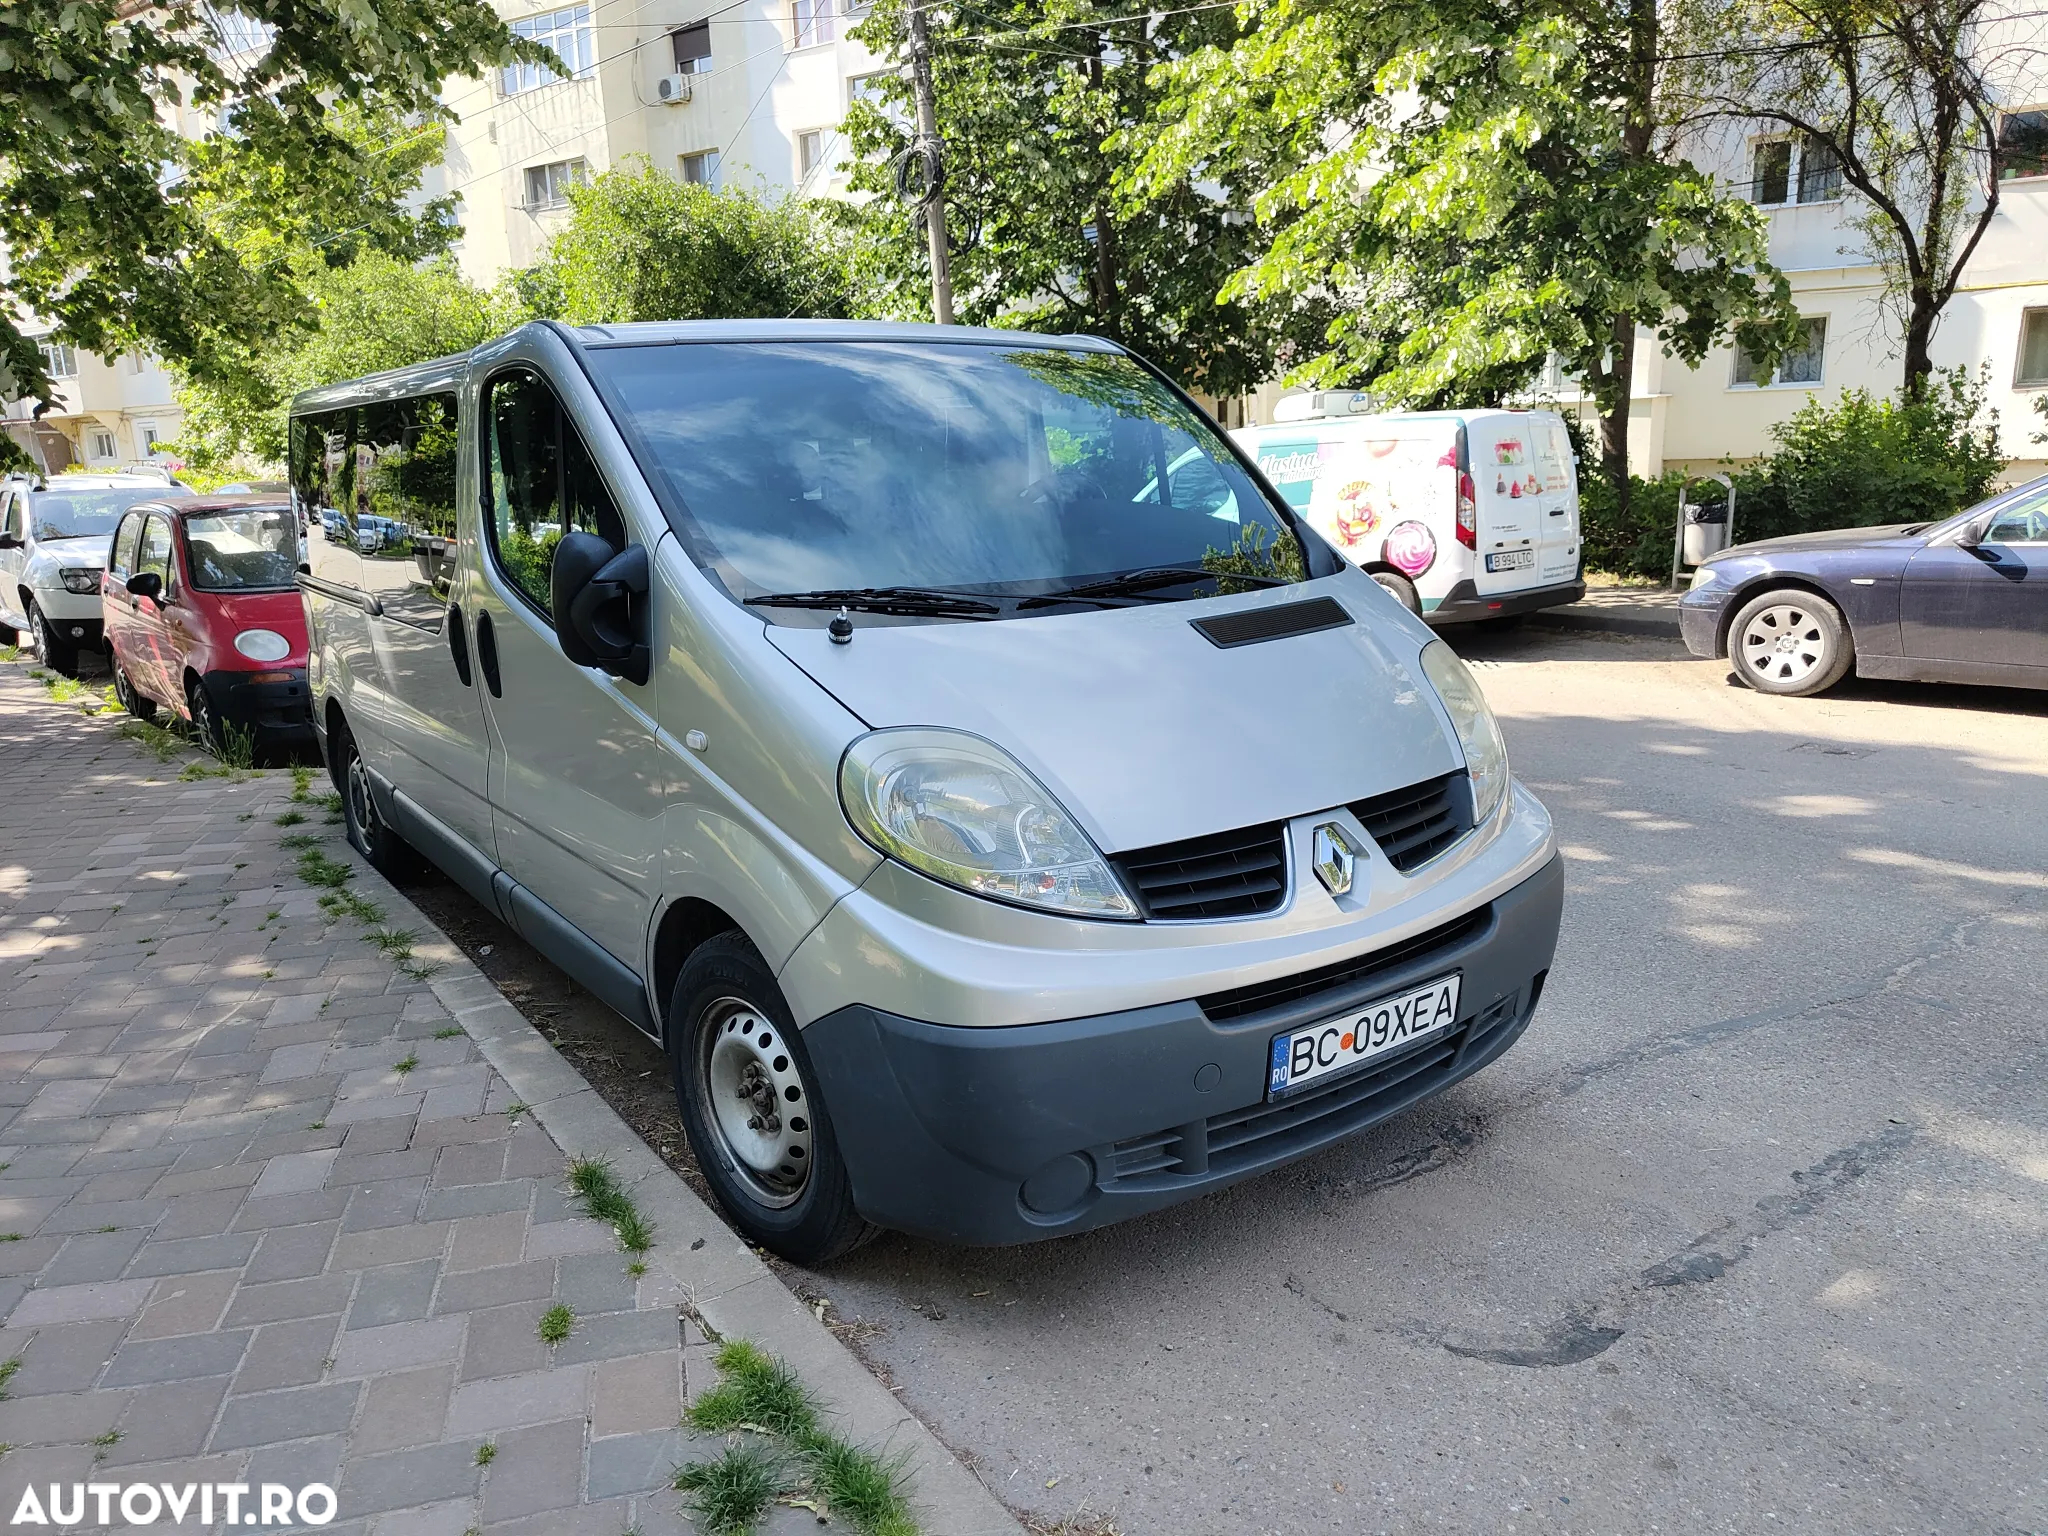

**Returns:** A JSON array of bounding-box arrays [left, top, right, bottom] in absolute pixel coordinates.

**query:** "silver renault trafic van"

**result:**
[[291, 322, 1562, 1263]]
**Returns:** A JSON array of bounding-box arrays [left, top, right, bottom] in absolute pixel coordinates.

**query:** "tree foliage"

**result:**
[[1126, 0, 1802, 503], [844, 0, 1330, 396], [1690, 0, 2044, 394], [520, 160, 870, 326], [0, 0, 544, 411]]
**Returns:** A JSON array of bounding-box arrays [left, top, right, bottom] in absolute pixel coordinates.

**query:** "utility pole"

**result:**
[[905, 0, 954, 324]]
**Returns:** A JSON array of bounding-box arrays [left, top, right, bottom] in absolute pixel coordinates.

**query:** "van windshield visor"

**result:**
[[185, 508, 298, 590], [29, 487, 187, 541], [588, 341, 1306, 609]]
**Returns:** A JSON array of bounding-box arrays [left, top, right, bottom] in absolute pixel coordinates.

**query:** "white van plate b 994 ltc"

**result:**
[[1267, 973, 1463, 1098]]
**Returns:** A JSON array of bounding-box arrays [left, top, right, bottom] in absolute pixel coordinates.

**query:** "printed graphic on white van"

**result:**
[[1252, 439, 1326, 513], [1306, 426, 1457, 564]]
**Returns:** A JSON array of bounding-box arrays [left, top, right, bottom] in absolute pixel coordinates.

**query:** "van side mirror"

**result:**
[[126, 571, 163, 601], [551, 530, 650, 686]]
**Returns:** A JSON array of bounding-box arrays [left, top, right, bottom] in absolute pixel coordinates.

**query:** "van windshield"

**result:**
[[588, 341, 1306, 611]]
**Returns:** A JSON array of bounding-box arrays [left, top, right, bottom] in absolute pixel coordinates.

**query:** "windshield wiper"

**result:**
[[745, 586, 1001, 619], [1016, 565, 1286, 611]]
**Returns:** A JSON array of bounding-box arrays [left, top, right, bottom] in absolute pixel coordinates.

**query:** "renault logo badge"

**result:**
[[1311, 823, 1359, 897]]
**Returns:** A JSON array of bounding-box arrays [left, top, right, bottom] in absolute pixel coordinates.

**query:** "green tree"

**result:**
[[519, 160, 867, 325], [844, 0, 1329, 397], [173, 253, 502, 469], [1128, 0, 1802, 508], [0, 0, 545, 411]]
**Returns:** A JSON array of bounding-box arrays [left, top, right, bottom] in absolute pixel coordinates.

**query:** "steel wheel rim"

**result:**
[[189, 685, 216, 747], [695, 995, 813, 1209], [114, 665, 134, 710], [346, 749, 378, 841], [31, 606, 55, 660], [1740, 603, 1827, 684]]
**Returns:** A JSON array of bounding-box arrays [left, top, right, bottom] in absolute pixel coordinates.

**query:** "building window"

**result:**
[[523, 158, 587, 210], [791, 0, 836, 48], [2018, 309, 2048, 387], [2000, 109, 2048, 180], [503, 6, 595, 95], [137, 421, 162, 455], [679, 149, 720, 186], [1797, 136, 1843, 202], [1751, 139, 1792, 205], [91, 430, 117, 460], [797, 129, 829, 182], [672, 21, 711, 74], [38, 341, 77, 379], [125, 352, 146, 375], [210, 12, 273, 58], [1734, 316, 1828, 387]]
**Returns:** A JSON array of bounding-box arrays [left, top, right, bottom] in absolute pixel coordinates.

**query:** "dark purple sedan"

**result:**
[[1679, 474, 2048, 696]]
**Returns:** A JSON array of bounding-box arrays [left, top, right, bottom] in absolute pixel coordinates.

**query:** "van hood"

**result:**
[[765, 578, 1461, 854]]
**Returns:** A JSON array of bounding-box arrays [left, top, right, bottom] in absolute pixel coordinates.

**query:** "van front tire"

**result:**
[[1370, 570, 1421, 615], [669, 932, 873, 1267], [335, 719, 425, 880]]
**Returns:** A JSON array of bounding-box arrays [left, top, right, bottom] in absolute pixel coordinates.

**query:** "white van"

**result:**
[[292, 322, 1563, 1262], [1234, 397, 1585, 623]]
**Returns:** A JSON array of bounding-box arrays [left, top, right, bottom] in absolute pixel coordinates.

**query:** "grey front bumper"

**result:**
[[801, 853, 1564, 1245]]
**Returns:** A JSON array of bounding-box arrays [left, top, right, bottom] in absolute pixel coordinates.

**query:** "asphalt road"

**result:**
[[797, 626, 2048, 1536]]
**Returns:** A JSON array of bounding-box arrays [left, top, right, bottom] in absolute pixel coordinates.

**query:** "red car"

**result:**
[[101, 495, 314, 754]]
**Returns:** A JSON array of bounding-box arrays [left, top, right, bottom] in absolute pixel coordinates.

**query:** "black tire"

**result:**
[[668, 932, 873, 1266], [1728, 588, 1854, 697], [334, 716, 425, 880], [29, 601, 76, 676], [0, 619, 18, 645], [185, 674, 226, 753], [114, 660, 158, 723], [1370, 569, 1421, 615]]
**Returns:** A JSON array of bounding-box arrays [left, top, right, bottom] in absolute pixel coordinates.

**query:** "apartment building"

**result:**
[[429, 0, 885, 288], [2, 337, 183, 474]]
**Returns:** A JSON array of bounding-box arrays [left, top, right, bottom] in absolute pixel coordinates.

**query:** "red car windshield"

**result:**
[[185, 508, 298, 591]]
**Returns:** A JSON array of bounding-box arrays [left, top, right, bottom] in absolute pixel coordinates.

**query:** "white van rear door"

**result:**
[[1468, 415, 1574, 593], [1528, 414, 1581, 585]]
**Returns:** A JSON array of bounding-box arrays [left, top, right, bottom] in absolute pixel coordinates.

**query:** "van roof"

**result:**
[[289, 319, 1123, 416], [1248, 406, 1556, 431]]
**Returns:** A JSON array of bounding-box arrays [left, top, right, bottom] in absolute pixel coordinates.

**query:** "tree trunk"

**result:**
[[1902, 296, 1936, 399], [1599, 317, 1637, 517]]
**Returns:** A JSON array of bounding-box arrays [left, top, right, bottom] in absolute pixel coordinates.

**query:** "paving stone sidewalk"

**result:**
[[0, 667, 978, 1535]]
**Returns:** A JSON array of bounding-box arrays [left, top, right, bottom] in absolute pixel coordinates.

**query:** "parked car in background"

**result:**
[[1233, 397, 1585, 622], [0, 474, 193, 673], [102, 495, 313, 752], [1680, 474, 2048, 696], [292, 320, 1562, 1264]]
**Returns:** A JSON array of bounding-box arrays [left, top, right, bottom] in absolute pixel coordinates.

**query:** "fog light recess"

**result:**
[[1019, 1153, 1095, 1215]]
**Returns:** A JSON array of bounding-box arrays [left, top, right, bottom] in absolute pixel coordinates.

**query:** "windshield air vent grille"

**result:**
[[1111, 822, 1288, 921], [1190, 597, 1352, 649]]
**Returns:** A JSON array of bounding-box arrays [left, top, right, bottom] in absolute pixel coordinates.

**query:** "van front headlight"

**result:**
[[839, 728, 1138, 919], [1418, 640, 1510, 826]]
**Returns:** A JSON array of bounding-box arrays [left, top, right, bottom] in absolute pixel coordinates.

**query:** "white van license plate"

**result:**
[[1266, 973, 1462, 1098], [1486, 548, 1535, 572]]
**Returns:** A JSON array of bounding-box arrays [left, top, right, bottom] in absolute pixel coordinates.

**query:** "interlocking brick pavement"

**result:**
[[0, 668, 870, 1534]]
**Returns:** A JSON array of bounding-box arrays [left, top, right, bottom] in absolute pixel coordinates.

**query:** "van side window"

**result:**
[[111, 512, 143, 578], [294, 408, 364, 590], [483, 368, 626, 616]]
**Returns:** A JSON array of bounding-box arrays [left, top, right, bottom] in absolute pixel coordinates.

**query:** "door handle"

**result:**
[[474, 610, 502, 698], [446, 602, 473, 687]]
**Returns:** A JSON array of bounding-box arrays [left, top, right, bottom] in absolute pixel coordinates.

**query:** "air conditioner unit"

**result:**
[[656, 73, 692, 105]]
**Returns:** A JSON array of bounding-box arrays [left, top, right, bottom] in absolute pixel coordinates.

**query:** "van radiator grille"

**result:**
[[1350, 771, 1474, 872], [1196, 905, 1490, 1023], [1111, 822, 1288, 921], [1104, 989, 1531, 1186]]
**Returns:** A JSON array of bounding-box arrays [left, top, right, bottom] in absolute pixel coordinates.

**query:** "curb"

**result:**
[[344, 861, 1025, 1536], [1526, 603, 1683, 638]]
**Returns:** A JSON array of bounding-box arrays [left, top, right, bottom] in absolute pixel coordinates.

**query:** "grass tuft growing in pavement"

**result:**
[[671, 1442, 786, 1536], [474, 1441, 496, 1467], [392, 1053, 419, 1077], [364, 925, 419, 955], [434, 1027, 463, 1040], [117, 717, 189, 762], [280, 833, 322, 851], [275, 809, 306, 826], [536, 1304, 576, 1345], [564, 1157, 655, 1256], [679, 1339, 919, 1535], [296, 848, 354, 889], [0, 1358, 19, 1400]]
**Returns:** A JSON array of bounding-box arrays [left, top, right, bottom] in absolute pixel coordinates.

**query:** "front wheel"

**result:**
[[114, 660, 158, 723], [1729, 589, 1853, 697], [29, 602, 76, 676], [335, 717, 424, 879], [669, 932, 872, 1266]]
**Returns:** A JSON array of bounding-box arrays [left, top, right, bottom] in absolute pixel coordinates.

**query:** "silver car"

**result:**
[[292, 322, 1563, 1263]]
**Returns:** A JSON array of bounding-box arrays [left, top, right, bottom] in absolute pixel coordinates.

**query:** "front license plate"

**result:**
[[1486, 548, 1535, 572], [1267, 973, 1462, 1098]]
